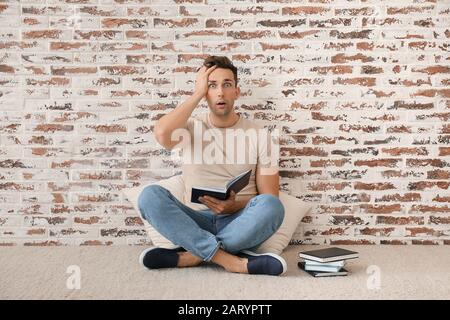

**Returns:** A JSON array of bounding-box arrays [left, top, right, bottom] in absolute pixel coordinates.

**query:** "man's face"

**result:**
[[205, 68, 240, 117]]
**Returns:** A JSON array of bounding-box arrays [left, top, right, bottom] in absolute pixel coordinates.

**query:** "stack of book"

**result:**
[[298, 247, 359, 277]]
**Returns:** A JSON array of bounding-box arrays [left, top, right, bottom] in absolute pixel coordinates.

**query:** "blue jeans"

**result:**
[[138, 185, 285, 261]]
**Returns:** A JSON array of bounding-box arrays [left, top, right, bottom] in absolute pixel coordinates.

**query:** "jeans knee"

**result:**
[[218, 195, 285, 254], [137, 185, 168, 219], [254, 194, 285, 228]]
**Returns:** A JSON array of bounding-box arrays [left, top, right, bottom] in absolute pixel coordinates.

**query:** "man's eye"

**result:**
[[208, 84, 215, 88], [225, 83, 231, 87]]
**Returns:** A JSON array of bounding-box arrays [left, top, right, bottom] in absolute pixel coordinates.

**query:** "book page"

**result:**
[[193, 186, 226, 192]]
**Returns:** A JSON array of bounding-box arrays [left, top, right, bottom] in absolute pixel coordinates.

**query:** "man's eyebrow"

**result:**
[[208, 79, 234, 83]]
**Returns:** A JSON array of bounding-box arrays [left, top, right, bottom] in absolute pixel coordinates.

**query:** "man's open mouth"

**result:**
[[216, 101, 226, 106]]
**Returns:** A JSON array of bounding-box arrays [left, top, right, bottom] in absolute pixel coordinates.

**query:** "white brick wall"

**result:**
[[0, 0, 449, 246]]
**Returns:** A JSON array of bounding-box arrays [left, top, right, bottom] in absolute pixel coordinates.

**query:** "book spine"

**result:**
[[298, 255, 323, 262], [304, 266, 343, 272], [304, 260, 345, 267]]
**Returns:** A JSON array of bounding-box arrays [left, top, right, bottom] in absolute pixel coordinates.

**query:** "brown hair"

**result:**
[[203, 55, 238, 86]]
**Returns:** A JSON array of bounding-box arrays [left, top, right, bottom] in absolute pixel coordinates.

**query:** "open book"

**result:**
[[190, 169, 252, 204]]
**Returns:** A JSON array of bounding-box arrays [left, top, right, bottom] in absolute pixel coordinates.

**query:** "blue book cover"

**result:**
[[298, 262, 348, 277]]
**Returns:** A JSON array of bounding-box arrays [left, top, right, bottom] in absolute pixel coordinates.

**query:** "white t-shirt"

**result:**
[[179, 112, 277, 210]]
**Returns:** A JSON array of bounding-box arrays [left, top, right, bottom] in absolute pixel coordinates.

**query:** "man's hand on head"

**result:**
[[199, 191, 238, 215], [194, 65, 217, 99]]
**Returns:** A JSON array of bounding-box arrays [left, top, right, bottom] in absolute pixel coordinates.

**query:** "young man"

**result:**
[[137, 56, 286, 276]]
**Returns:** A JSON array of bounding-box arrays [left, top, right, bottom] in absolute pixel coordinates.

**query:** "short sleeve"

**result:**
[[257, 127, 279, 176]]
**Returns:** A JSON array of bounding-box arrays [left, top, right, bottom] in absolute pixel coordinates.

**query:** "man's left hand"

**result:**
[[199, 191, 238, 215]]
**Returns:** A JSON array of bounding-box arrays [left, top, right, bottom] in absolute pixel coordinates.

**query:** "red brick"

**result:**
[[354, 182, 396, 190], [330, 239, 376, 245], [409, 205, 450, 213], [406, 227, 442, 237], [354, 159, 401, 167], [376, 216, 424, 225], [359, 204, 402, 214], [376, 193, 422, 202]]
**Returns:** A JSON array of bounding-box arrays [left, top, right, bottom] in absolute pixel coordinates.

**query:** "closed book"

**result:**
[[191, 169, 252, 204], [298, 262, 348, 278], [299, 247, 358, 263], [304, 264, 343, 273], [304, 260, 345, 268]]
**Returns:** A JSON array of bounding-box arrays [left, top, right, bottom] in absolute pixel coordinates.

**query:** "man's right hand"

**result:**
[[153, 64, 217, 150], [194, 65, 218, 98]]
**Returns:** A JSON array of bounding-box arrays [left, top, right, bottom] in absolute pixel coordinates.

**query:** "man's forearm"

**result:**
[[154, 92, 203, 141]]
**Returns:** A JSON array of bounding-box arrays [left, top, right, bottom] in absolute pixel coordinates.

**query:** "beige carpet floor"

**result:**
[[1, 245, 449, 300]]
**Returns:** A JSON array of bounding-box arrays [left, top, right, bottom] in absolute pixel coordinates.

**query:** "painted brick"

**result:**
[[0, 1, 448, 246]]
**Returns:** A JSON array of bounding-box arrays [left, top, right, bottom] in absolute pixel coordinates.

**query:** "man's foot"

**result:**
[[139, 247, 202, 269], [139, 247, 181, 269], [177, 251, 203, 267], [240, 250, 287, 276]]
